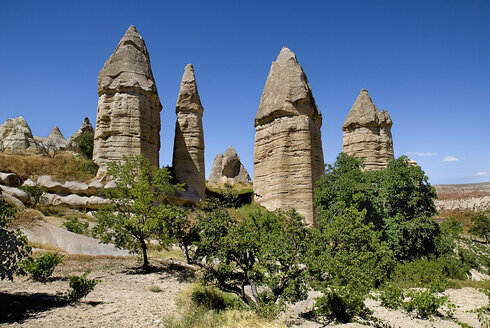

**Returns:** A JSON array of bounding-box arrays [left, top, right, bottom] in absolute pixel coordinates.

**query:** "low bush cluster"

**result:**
[[68, 270, 101, 301], [19, 252, 63, 282]]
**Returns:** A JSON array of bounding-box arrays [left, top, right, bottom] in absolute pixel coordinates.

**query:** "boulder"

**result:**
[[0, 185, 29, 203], [36, 175, 100, 196], [93, 25, 162, 175], [66, 117, 94, 150], [41, 193, 110, 210], [0, 172, 21, 187], [172, 64, 205, 200], [208, 146, 251, 185], [342, 89, 394, 170], [253, 47, 324, 225], [0, 116, 38, 152]]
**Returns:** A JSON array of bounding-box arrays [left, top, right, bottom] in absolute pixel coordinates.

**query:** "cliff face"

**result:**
[[342, 89, 393, 170], [253, 47, 324, 225], [93, 25, 162, 174]]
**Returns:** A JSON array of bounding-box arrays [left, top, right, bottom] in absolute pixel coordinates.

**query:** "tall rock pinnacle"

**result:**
[[172, 64, 205, 200], [342, 89, 394, 170], [253, 47, 324, 225], [93, 25, 162, 174]]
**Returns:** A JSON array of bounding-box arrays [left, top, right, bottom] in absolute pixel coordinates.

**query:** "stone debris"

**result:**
[[0, 116, 38, 152], [253, 47, 324, 225], [93, 25, 162, 175], [66, 117, 94, 150], [208, 146, 251, 185], [342, 89, 394, 170], [172, 64, 205, 200]]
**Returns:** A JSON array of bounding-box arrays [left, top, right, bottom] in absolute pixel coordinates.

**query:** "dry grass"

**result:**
[[0, 152, 96, 182], [438, 210, 478, 232], [29, 242, 67, 253]]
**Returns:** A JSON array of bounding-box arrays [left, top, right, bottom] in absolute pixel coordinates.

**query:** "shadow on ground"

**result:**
[[0, 292, 70, 324], [122, 262, 196, 282]]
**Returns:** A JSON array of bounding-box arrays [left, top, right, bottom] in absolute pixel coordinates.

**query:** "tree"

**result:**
[[77, 132, 94, 159], [38, 140, 59, 158], [0, 198, 30, 280], [93, 156, 184, 271], [469, 212, 490, 242]]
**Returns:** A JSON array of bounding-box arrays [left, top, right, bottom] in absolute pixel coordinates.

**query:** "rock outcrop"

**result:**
[[35, 126, 67, 149], [342, 89, 394, 170], [172, 64, 205, 200], [0, 172, 21, 187], [253, 47, 324, 225], [0, 117, 38, 152], [36, 175, 102, 196], [93, 25, 162, 174], [66, 117, 94, 150], [208, 146, 251, 185]]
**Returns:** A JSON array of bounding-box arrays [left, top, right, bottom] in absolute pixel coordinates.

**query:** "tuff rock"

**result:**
[[0, 117, 38, 152], [208, 146, 251, 185], [66, 117, 94, 150], [35, 126, 67, 149], [342, 89, 394, 170], [93, 25, 162, 174], [253, 47, 324, 225], [172, 64, 205, 200]]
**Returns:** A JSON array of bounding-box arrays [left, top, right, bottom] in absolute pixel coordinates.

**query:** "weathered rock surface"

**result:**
[[172, 64, 205, 200], [253, 47, 324, 225], [41, 193, 110, 210], [208, 146, 251, 185], [36, 175, 102, 196], [0, 185, 29, 203], [435, 196, 490, 212], [66, 117, 94, 150], [0, 117, 38, 152], [35, 126, 67, 149], [342, 89, 394, 170], [93, 25, 162, 174], [0, 172, 21, 187]]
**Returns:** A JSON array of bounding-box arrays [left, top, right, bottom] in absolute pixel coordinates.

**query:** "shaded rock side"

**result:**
[[0, 116, 38, 152], [172, 64, 205, 200], [93, 25, 162, 174], [66, 117, 94, 150], [208, 147, 251, 185], [253, 47, 324, 225], [342, 89, 393, 170], [35, 126, 67, 149]]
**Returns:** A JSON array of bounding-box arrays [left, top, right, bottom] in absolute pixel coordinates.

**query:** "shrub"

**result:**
[[380, 285, 405, 310], [19, 185, 47, 207], [191, 285, 245, 312], [20, 252, 63, 282], [403, 289, 447, 318], [69, 270, 101, 300], [63, 217, 89, 235], [75, 157, 98, 176], [0, 199, 31, 280], [77, 132, 94, 159], [469, 212, 490, 242], [313, 286, 370, 323]]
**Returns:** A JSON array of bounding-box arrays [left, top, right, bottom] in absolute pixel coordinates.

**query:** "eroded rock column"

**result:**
[[93, 25, 162, 174], [253, 47, 324, 225]]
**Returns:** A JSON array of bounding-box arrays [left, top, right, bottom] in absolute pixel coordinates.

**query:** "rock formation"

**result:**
[[208, 146, 251, 185], [66, 117, 94, 150], [253, 47, 324, 225], [93, 25, 162, 174], [35, 126, 67, 149], [0, 116, 38, 152], [342, 89, 394, 170], [172, 64, 205, 199]]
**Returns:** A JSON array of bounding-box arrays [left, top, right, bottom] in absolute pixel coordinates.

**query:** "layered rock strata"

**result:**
[[172, 64, 205, 200], [0, 117, 38, 152], [342, 89, 394, 170], [93, 25, 162, 174], [208, 146, 251, 185], [253, 47, 324, 225]]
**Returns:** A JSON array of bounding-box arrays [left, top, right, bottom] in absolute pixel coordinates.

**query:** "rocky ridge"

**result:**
[[208, 146, 251, 185]]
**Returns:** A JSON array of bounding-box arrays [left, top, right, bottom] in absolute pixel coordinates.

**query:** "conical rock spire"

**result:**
[[172, 64, 205, 200], [342, 89, 394, 170], [253, 47, 324, 225]]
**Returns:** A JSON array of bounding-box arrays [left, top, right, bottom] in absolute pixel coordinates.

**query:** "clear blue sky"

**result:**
[[1, 0, 489, 185]]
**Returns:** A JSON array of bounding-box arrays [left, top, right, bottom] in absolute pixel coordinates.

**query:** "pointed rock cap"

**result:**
[[98, 25, 159, 96], [176, 64, 203, 114], [255, 46, 321, 127], [342, 89, 392, 130], [80, 117, 94, 132], [47, 126, 65, 140], [222, 146, 241, 178]]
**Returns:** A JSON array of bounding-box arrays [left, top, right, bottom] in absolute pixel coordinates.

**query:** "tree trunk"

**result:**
[[141, 239, 149, 271]]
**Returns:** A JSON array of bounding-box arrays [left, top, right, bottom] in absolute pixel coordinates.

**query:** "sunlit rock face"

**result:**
[[0, 116, 38, 152], [342, 89, 393, 170], [253, 47, 324, 225], [208, 146, 251, 185], [94, 25, 162, 175], [172, 64, 205, 200]]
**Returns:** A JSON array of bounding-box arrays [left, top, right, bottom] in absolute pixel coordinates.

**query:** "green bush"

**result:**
[[403, 289, 447, 318], [75, 157, 98, 176], [313, 286, 369, 323], [77, 132, 94, 159], [69, 270, 101, 300], [19, 185, 47, 207], [63, 217, 89, 235], [20, 252, 63, 282], [191, 285, 245, 312], [380, 285, 405, 310], [469, 212, 490, 242]]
